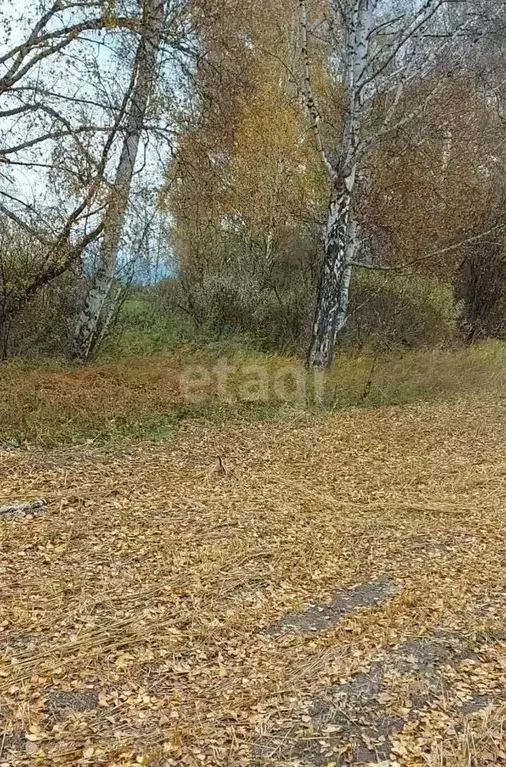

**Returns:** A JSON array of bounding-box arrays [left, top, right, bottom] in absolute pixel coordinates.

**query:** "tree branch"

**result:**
[[359, 0, 446, 92], [0, 125, 114, 157], [0, 17, 138, 91], [0, 201, 50, 245], [299, 0, 336, 182], [351, 225, 505, 272]]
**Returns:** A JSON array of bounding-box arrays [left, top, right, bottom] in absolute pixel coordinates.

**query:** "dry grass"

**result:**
[[424, 704, 506, 766], [3, 341, 506, 446], [0, 348, 292, 446], [1, 395, 506, 765]]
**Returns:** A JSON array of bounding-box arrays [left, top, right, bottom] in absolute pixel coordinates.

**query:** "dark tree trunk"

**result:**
[[0, 301, 11, 361]]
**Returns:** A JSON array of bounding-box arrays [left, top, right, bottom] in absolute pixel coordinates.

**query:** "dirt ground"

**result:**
[[1, 398, 506, 766]]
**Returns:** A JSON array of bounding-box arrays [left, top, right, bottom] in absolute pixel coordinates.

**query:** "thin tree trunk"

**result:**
[[307, 181, 354, 367], [264, 157, 283, 266], [71, 0, 165, 362], [0, 302, 10, 361], [303, 0, 477, 367], [306, 0, 372, 369], [265, 228, 274, 264], [335, 219, 358, 337]]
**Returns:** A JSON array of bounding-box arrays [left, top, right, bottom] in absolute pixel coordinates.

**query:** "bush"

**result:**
[[100, 283, 196, 357], [7, 270, 83, 358], [344, 271, 459, 350], [112, 269, 460, 358], [0, 216, 85, 358], [455, 242, 506, 342], [150, 270, 314, 354]]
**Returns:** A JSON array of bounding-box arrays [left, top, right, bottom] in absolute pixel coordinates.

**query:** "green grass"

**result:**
[[101, 287, 287, 359], [2, 341, 506, 447]]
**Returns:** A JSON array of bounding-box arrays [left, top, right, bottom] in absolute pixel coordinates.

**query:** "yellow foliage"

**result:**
[[165, 0, 328, 269]]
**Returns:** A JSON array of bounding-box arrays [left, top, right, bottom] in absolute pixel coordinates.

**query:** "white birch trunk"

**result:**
[[305, 0, 465, 367], [335, 218, 358, 336], [307, 0, 373, 368], [265, 228, 274, 264], [71, 0, 165, 362]]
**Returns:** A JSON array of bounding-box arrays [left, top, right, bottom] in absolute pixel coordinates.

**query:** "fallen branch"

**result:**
[[0, 498, 47, 516]]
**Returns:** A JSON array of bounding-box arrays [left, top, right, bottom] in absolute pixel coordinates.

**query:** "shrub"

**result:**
[[455, 242, 506, 342], [344, 270, 459, 350], [6, 271, 83, 358]]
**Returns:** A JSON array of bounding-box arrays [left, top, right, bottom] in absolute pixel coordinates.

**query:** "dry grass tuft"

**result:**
[[424, 704, 506, 766]]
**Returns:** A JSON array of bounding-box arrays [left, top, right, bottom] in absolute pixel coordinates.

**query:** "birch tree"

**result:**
[[71, 0, 166, 361], [0, 0, 134, 354], [164, 0, 326, 338], [301, 0, 497, 368], [0, 0, 191, 359]]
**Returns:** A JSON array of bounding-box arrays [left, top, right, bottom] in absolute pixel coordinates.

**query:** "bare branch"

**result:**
[[0, 201, 50, 245], [0, 103, 34, 118], [299, 0, 336, 181], [359, 0, 447, 92], [0, 125, 113, 157], [0, 16, 138, 92], [351, 225, 505, 272]]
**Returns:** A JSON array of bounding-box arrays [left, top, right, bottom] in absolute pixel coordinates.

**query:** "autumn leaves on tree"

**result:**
[[166, 0, 506, 368], [301, 0, 505, 368], [0, 0, 505, 362]]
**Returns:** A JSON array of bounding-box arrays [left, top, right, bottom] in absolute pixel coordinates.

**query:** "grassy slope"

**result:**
[[2, 341, 506, 446]]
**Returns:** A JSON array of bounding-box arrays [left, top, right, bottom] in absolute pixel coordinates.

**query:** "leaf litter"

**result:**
[[0, 398, 506, 765]]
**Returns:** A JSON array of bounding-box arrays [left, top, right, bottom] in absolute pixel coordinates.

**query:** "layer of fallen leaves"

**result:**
[[1, 397, 506, 766], [423, 703, 506, 766]]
